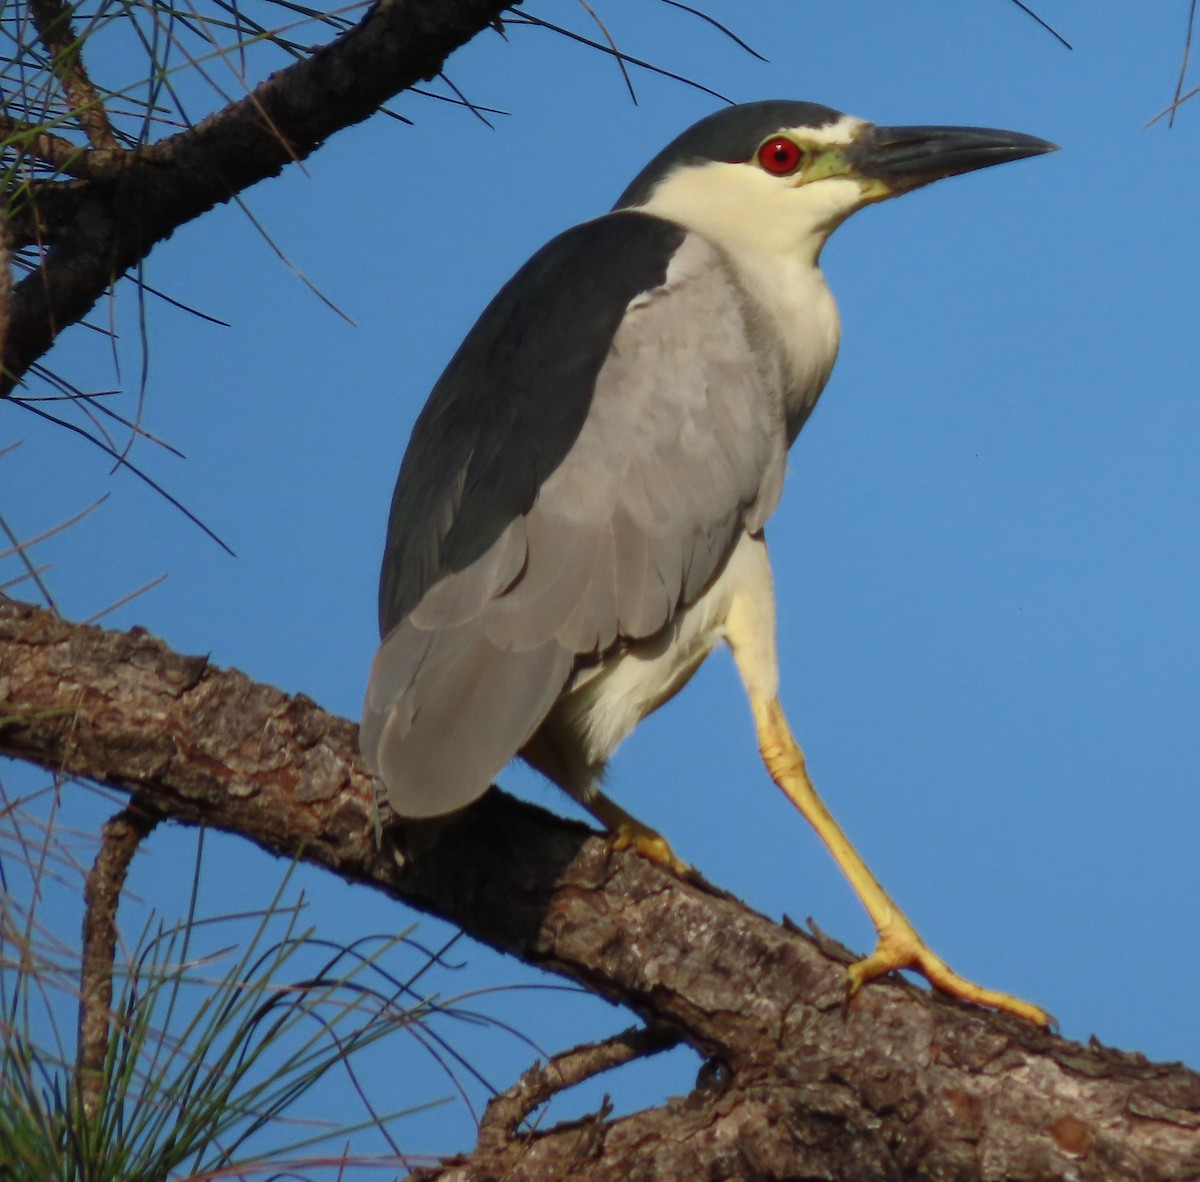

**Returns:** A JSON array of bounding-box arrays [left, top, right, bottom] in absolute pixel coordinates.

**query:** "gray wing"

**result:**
[[362, 214, 789, 818]]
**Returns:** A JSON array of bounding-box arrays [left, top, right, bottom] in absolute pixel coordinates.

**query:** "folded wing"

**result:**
[[362, 212, 788, 817]]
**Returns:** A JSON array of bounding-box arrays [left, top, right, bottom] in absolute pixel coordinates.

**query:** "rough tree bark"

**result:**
[[2, 598, 1198, 1181]]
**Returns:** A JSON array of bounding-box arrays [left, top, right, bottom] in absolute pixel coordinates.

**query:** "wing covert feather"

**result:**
[[364, 221, 791, 818], [377, 212, 689, 636]]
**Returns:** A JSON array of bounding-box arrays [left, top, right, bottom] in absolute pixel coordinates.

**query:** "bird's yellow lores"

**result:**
[[362, 101, 1057, 1027]]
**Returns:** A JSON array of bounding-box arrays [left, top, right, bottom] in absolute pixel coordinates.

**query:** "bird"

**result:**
[[361, 100, 1056, 1026]]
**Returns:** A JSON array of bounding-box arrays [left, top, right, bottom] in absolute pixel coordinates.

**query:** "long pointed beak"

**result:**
[[850, 124, 1058, 193]]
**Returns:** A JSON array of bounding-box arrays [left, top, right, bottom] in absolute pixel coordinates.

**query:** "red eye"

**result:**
[[756, 137, 804, 176]]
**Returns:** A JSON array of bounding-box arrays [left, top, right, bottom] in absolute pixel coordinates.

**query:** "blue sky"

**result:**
[[5, 0, 1199, 1165]]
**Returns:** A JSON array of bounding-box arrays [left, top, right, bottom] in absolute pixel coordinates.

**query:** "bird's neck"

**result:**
[[730, 248, 841, 444], [637, 167, 844, 442]]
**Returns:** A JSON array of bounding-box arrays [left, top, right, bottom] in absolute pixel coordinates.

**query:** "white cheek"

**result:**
[[790, 175, 871, 231]]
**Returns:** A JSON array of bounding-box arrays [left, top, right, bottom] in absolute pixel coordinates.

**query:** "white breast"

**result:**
[[728, 249, 841, 440]]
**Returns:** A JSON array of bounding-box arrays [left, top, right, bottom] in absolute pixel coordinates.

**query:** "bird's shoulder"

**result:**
[[378, 210, 715, 635]]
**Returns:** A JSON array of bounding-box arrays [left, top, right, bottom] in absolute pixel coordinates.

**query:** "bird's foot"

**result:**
[[846, 918, 1054, 1028], [608, 821, 690, 877]]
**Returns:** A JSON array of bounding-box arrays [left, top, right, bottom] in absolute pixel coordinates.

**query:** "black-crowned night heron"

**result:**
[[362, 100, 1056, 1026]]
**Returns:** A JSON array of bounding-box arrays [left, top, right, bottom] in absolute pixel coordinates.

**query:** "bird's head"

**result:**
[[616, 100, 1056, 263]]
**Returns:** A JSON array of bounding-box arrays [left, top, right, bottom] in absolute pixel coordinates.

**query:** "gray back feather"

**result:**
[[363, 218, 789, 818], [377, 212, 688, 636]]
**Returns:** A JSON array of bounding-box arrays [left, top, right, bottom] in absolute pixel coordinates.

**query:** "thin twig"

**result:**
[[657, 0, 766, 61], [128, 276, 231, 327], [576, 0, 636, 105], [27, 0, 121, 149], [10, 399, 236, 555], [1144, 79, 1200, 128], [230, 193, 355, 324], [406, 86, 505, 118], [507, 13, 733, 104], [76, 799, 160, 1118], [0, 114, 90, 176], [477, 1024, 682, 1144], [20, 376, 188, 458], [0, 562, 52, 591], [1171, 0, 1198, 127], [0, 494, 108, 563], [1004, 0, 1072, 50], [0, 508, 60, 611], [83, 572, 169, 624], [436, 72, 495, 129]]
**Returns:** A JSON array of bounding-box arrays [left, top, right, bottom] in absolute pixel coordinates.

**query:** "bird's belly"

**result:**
[[570, 605, 723, 749], [528, 529, 765, 793]]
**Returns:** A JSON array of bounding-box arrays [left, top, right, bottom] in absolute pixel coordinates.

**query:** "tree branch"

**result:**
[[1, 597, 1198, 1180], [0, 115, 91, 177], [76, 799, 159, 1118], [28, 0, 120, 150], [2, 0, 512, 395], [477, 1023, 683, 1146]]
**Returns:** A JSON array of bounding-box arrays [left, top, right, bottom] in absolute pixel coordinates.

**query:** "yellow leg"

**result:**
[[752, 695, 1051, 1027], [580, 786, 690, 877], [718, 533, 1049, 1024]]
